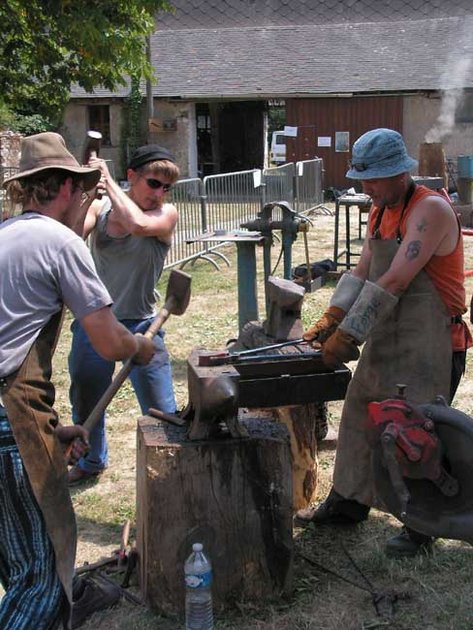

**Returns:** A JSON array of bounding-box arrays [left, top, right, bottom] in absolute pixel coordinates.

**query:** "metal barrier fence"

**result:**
[[167, 178, 207, 268], [295, 159, 324, 213], [262, 162, 295, 208], [165, 158, 323, 268], [0, 159, 324, 269], [203, 169, 262, 233]]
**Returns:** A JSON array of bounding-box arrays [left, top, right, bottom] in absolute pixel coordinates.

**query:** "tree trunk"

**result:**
[[231, 321, 328, 510], [273, 404, 320, 510], [136, 414, 293, 614]]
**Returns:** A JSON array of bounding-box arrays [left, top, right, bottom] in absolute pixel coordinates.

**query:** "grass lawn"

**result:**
[[51, 205, 473, 629]]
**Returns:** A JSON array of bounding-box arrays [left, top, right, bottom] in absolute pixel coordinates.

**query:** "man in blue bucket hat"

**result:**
[[296, 128, 472, 557]]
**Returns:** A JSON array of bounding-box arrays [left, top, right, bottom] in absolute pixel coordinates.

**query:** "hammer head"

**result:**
[[165, 269, 192, 315], [83, 130, 102, 164]]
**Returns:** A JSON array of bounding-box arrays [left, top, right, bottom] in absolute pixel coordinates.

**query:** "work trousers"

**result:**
[[68, 317, 177, 473], [0, 407, 64, 629]]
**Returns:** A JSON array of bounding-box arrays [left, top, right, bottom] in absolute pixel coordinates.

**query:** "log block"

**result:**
[[229, 321, 329, 511], [273, 404, 320, 510], [136, 415, 293, 614]]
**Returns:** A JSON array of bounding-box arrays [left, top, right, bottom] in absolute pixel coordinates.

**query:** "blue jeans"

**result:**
[[68, 318, 177, 473]]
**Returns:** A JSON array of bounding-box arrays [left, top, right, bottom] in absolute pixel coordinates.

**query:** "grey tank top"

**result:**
[[90, 200, 170, 319]]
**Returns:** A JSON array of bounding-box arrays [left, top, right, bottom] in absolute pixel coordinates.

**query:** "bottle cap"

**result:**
[[192, 543, 203, 552]]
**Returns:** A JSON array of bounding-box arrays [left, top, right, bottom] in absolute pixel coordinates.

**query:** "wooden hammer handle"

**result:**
[[65, 300, 175, 463]]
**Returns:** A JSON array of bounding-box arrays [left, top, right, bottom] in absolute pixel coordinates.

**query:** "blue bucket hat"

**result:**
[[346, 128, 418, 180]]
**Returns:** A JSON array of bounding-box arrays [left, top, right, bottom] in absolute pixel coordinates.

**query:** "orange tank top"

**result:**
[[368, 185, 471, 351]]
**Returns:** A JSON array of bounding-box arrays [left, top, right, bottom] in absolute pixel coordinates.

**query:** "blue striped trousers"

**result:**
[[0, 407, 64, 629]]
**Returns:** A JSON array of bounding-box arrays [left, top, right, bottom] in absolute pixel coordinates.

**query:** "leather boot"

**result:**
[[72, 574, 121, 628], [294, 488, 370, 526], [385, 527, 434, 558]]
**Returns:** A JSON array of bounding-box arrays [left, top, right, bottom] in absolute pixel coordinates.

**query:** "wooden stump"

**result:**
[[230, 321, 328, 511], [273, 404, 320, 510], [136, 415, 293, 614]]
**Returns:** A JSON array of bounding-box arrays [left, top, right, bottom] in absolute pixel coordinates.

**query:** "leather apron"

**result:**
[[332, 237, 452, 507], [0, 311, 74, 628]]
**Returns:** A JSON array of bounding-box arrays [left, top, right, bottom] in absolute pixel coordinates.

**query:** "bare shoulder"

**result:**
[[83, 197, 110, 237], [407, 194, 459, 255], [161, 202, 178, 216], [409, 194, 457, 231], [147, 202, 178, 223], [90, 197, 110, 217]]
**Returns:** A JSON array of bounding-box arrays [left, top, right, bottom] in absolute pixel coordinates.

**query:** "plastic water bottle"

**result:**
[[184, 542, 214, 630]]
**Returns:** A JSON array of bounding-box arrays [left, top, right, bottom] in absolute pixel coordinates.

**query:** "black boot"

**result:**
[[385, 526, 434, 558], [72, 574, 121, 629], [294, 488, 370, 526]]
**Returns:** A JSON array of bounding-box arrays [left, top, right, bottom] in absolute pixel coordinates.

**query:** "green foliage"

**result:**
[[120, 76, 145, 176], [12, 114, 55, 134], [268, 105, 286, 134], [0, 0, 172, 126], [0, 101, 16, 131], [0, 99, 54, 134]]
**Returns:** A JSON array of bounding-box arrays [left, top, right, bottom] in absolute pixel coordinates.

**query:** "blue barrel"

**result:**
[[457, 155, 473, 178]]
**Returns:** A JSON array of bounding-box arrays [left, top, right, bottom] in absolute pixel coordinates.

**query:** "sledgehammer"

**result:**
[[65, 270, 191, 462], [83, 130, 102, 165], [83, 130, 103, 199]]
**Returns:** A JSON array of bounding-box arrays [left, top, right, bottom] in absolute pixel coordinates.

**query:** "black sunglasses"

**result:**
[[348, 161, 367, 172], [144, 178, 172, 192], [348, 151, 404, 172]]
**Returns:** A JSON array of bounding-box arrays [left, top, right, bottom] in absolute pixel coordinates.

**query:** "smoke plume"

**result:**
[[425, 55, 472, 144]]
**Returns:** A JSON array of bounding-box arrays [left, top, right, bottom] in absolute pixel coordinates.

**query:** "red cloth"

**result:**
[[368, 185, 472, 351]]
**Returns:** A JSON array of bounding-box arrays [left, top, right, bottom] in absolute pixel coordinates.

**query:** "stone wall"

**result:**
[[61, 99, 197, 179], [0, 131, 22, 169]]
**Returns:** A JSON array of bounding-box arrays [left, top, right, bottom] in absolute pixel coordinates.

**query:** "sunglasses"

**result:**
[[348, 151, 404, 172], [348, 161, 367, 172], [144, 178, 172, 192]]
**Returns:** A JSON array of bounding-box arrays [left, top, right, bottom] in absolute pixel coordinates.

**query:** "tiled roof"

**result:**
[[70, 9, 473, 99], [156, 0, 471, 28], [145, 16, 473, 97]]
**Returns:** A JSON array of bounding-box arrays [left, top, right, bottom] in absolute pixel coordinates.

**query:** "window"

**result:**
[[88, 105, 111, 145], [455, 91, 473, 123]]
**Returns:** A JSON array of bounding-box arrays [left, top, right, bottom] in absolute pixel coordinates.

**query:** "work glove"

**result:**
[[322, 328, 360, 369], [303, 305, 346, 348]]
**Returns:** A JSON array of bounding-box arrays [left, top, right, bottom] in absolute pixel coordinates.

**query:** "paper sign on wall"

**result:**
[[317, 136, 331, 147], [284, 126, 298, 137], [335, 131, 350, 152]]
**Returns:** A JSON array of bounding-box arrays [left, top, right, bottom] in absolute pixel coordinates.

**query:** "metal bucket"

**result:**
[[458, 155, 473, 179]]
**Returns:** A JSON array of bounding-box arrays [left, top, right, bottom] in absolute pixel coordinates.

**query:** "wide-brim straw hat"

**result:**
[[2, 132, 101, 190], [346, 128, 418, 180]]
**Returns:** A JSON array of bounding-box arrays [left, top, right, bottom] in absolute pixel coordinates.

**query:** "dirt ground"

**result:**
[[49, 205, 473, 629]]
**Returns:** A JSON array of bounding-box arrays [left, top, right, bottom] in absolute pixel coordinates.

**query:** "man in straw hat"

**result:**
[[68, 144, 180, 485], [296, 128, 471, 557], [0, 132, 155, 628]]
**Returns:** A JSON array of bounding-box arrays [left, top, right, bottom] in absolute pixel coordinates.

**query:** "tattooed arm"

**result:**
[[377, 195, 459, 296]]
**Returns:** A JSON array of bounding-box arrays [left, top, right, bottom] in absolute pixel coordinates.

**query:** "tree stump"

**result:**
[[231, 320, 329, 511], [273, 404, 322, 510], [136, 414, 293, 614]]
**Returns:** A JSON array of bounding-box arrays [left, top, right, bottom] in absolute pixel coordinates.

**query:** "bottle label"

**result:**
[[185, 571, 212, 589]]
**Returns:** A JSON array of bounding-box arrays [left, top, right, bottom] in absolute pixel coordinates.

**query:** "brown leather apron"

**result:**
[[0, 311, 75, 628], [332, 237, 452, 507]]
